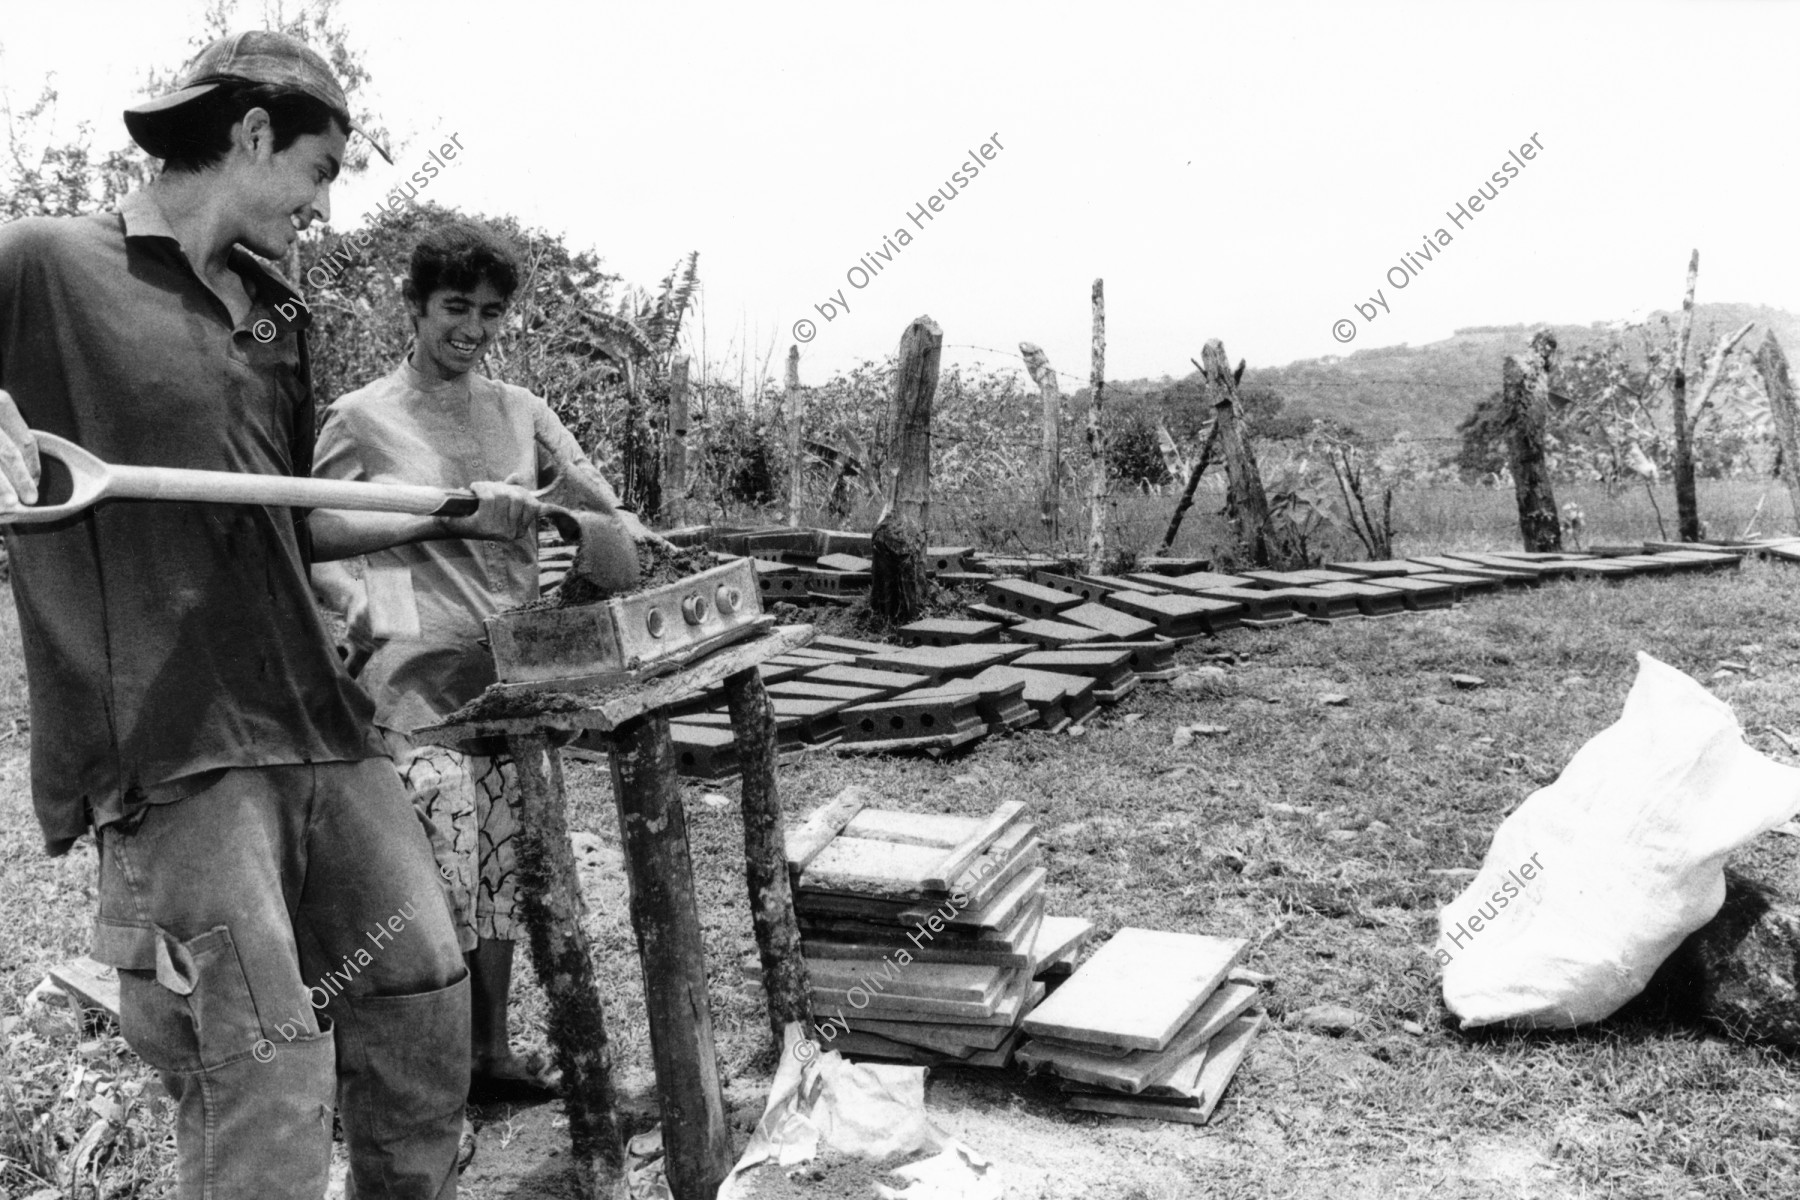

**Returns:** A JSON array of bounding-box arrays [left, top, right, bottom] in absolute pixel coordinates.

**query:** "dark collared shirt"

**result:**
[[0, 190, 383, 854]]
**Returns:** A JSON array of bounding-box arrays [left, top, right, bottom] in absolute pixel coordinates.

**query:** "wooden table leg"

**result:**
[[506, 731, 623, 1197], [608, 711, 732, 1200], [723, 666, 815, 1041]]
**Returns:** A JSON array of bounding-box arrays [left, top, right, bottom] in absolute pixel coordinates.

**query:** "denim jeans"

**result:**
[[94, 758, 470, 1199]]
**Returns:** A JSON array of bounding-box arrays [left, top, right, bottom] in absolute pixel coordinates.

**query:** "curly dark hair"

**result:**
[[156, 79, 349, 174], [407, 220, 522, 305]]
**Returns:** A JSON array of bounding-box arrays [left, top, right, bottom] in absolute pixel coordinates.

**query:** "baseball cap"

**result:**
[[124, 30, 392, 164]]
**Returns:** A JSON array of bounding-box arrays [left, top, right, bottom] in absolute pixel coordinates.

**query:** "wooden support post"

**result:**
[[1199, 340, 1291, 568], [722, 667, 814, 1040], [1020, 341, 1062, 545], [1086, 280, 1107, 574], [1157, 420, 1217, 554], [871, 316, 941, 625], [665, 353, 690, 527], [506, 731, 624, 1197], [1503, 337, 1562, 552], [1671, 249, 1702, 542], [1754, 333, 1800, 532], [784, 345, 804, 527], [608, 713, 731, 1200]]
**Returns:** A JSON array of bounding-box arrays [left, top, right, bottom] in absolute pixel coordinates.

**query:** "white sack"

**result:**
[[1439, 651, 1800, 1028], [716, 1024, 1003, 1200]]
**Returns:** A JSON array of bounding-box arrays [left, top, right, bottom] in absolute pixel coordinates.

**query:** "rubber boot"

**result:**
[[334, 973, 471, 1200]]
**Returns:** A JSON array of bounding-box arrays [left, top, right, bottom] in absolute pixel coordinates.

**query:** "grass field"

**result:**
[[6, 530, 1800, 1197]]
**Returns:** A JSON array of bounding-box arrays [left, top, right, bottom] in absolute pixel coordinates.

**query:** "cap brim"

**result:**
[[123, 82, 225, 159], [126, 81, 392, 166]]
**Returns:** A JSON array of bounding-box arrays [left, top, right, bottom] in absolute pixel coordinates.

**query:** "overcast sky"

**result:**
[[5, 0, 1798, 391]]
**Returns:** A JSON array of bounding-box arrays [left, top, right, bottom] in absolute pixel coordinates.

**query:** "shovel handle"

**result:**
[[101, 462, 480, 517]]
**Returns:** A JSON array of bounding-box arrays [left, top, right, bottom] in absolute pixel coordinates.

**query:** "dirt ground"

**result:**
[[9, 564, 1800, 1198]]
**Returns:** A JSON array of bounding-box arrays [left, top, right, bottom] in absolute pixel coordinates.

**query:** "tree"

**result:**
[[3, 1, 381, 225]]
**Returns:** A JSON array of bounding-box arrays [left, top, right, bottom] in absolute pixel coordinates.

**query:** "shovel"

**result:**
[[5, 431, 641, 594]]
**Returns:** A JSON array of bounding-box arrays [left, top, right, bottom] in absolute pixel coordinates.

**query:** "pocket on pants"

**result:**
[[119, 925, 268, 1073]]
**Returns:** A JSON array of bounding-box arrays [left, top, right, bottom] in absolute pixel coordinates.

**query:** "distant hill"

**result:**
[[1216, 302, 1800, 445]]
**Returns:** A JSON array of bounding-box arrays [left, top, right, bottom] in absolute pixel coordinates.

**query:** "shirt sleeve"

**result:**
[[312, 401, 370, 483], [524, 388, 624, 510], [528, 389, 593, 475]]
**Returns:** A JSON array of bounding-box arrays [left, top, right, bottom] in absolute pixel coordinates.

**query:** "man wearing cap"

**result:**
[[0, 30, 521, 1199]]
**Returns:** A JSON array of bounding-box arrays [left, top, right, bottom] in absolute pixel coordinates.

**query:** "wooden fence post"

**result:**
[[1670, 250, 1703, 542], [1504, 336, 1562, 552], [665, 354, 690, 527], [1086, 280, 1107, 573], [784, 346, 804, 527], [1157, 420, 1218, 554], [1754, 332, 1800, 531], [1019, 342, 1062, 545], [1200, 340, 1291, 568], [870, 316, 941, 624]]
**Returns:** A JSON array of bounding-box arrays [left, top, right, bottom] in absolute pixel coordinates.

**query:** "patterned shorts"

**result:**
[[384, 733, 522, 953]]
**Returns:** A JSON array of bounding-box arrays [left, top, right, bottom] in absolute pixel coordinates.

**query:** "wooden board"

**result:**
[[784, 789, 866, 873], [903, 866, 1046, 933], [857, 1013, 1018, 1052], [789, 798, 1028, 898], [793, 966, 1030, 1021], [801, 836, 952, 899], [1031, 915, 1096, 966], [1016, 981, 1259, 1093], [1062, 1013, 1263, 1125], [747, 955, 1011, 1003], [844, 808, 983, 848], [421, 622, 814, 742], [45, 956, 121, 1018], [1021, 928, 1247, 1052], [798, 935, 1034, 970], [798, 828, 1042, 923]]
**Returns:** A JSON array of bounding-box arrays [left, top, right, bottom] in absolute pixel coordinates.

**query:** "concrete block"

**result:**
[[811, 634, 893, 658], [986, 577, 1083, 619], [901, 617, 1004, 647], [1066, 639, 1179, 681], [669, 723, 740, 782], [859, 642, 1030, 682], [1012, 648, 1137, 703], [1104, 590, 1241, 637], [1058, 601, 1158, 643], [804, 663, 932, 696], [1004, 618, 1108, 649], [925, 546, 977, 574], [1079, 573, 1170, 596], [966, 601, 1026, 625], [975, 664, 1098, 724], [1328, 559, 1437, 577]]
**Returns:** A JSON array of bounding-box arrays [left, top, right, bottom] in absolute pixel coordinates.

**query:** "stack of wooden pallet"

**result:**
[[1017, 927, 1265, 1124], [760, 791, 1094, 1067]]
